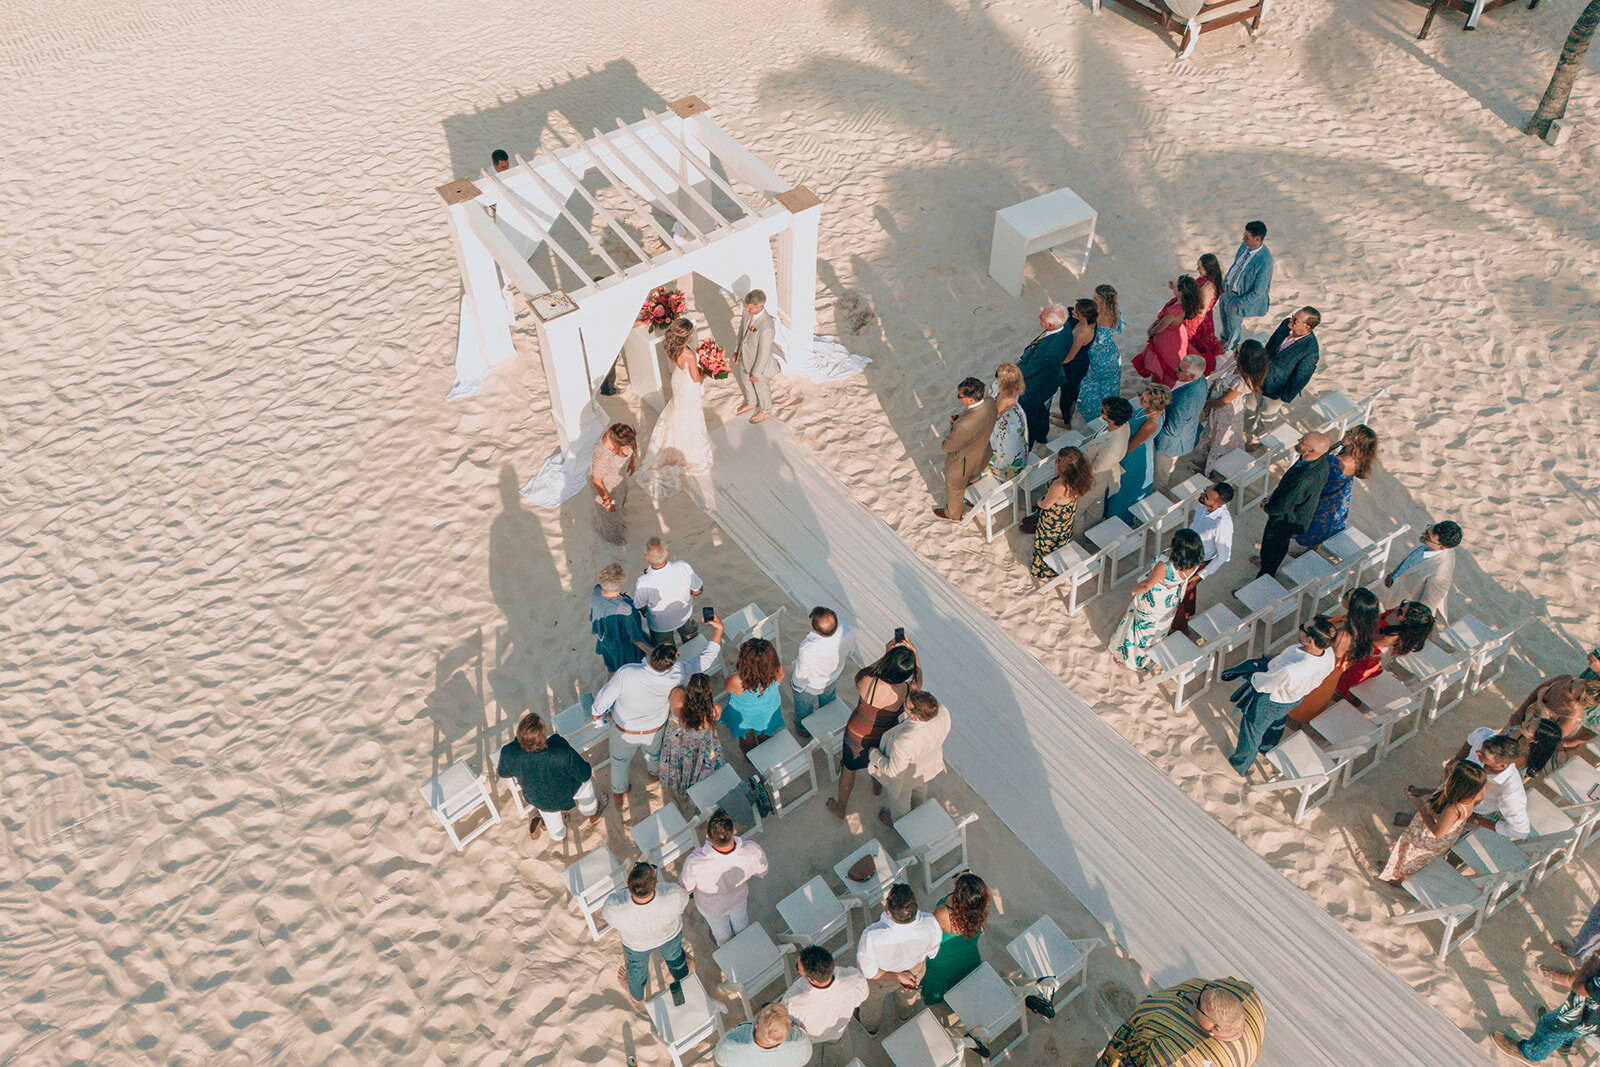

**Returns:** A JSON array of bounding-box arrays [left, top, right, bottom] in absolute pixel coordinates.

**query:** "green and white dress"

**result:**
[[1110, 559, 1185, 672]]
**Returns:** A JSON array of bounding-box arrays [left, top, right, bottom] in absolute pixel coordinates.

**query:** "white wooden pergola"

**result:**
[[437, 96, 822, 449]]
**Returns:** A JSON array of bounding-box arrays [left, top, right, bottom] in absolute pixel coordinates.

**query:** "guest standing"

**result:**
[[680, 810, 769, 945], [985, 362, 1029, 480], [713, 1003, 813, 1066], [1336, 601, 1435, 696], [780, 946, 871, 1046], [1195, 340, 1268, 471], [1494, 959, 1600, 1064], [1255, 432, 1331, 577], [1098, 978, 1265, 1067], [1224, 617, 1337, 774], [1079, 396, 1132, 531], [1055, 297, 1099, 429], [1152, 354, 1208, 490], [920, 872, 990, 1006], [1296, 425, 1377, 549], [590, 422, 638, 546], [1188, 253, 1226, 373], [1218, 220, 1274, 352], [658, 673, 726, 798], [604, 861, 692, 1003], [1383, 521, 1461, 621], [1133, 275, 1202, 387], [722, 638, 786, 754], [1016, 303, 1071, 448], [790, 607, 855, 741], [855, 883, 943, 1035], [496, 712, 600, 841], [635, 537, 705, 646], [1171, 483, 1235, 634], [933, 377, 998, 521], [1288, 587, 1379, 727], [1110, 529, 1205, 672], [1105, 385, 1171, 524], [868, 691, 951, 825], [1076, 285, 1125, 432], [828, 640, 921, 819], [591, 562, 652, 672], [1245, 307, 1321, 441], [1378, 760, 1485, 885], [1028, 446, 1096, 582]]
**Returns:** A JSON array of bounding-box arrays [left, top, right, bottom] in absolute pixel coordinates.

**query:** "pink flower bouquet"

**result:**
[[695, 339, 731, 380], [636, 286, 687, 333]]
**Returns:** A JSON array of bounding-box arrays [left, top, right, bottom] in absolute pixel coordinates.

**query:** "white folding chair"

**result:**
[[776, 875, 862, 959], [882, 1010, 978, 1067], [645, 973, 727, 1067], [560, 845, 624, 940], [723, 602, 787, 655], [1349, 672, 1424, 754], [418, 761, 501, 852], [1126, 491, 1179, 564], [1005, 916, 1100, 1013], [1233, 575, 1302, 651], [1279, 551, 1343, 617], [1036, 542, 1107, 615], [1438, 615, 1530, 694], [1306, 700, 1385, 784], [965, 472, 1021, 543], [1544, 759, 1600, 809], [1393, 862, 1514, 958], [1210, 449, 1271, 511], [804, 697, 854, 780], [686, 763, 762, 837], [894, 801, 978, 895], [1393, 641, 1470, 720], [944, 963, 1029, 1061], [1317, 524, 1373, 569], [630, 804, 699, 871], [1310, 389, 1359, 436], [747, 730, 820, 815], [1189, 603, 1256, 672], [1017, 453, 1061, 514], [1260, 422, 1302, 459], [1450, 827, 1550, 916], [1354, 386, 1388, 427], [1524, 796, 1600, 885], [1368, 524, 1413, 575], [1085, 515, 1144, 586], [1167, 473, 1213, 523], [712, 922, 796, 1021], [834, 839, 916, 915], [1248, 731, 1365, 823], [552, 693, 606, 758], [1142, 631, 1213, 713]]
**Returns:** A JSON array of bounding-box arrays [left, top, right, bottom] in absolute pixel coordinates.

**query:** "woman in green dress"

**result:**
[[1110, 528, 1206, 673], [1028, 447, 1096, 582], [921, 872, 990, 1005]]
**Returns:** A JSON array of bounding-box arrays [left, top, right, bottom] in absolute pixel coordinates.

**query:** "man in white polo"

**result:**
[[634, 537, 704, 647], [592, 614, 722, 808], [855, 882, 943, 1035], [789, 605, 855, 741]]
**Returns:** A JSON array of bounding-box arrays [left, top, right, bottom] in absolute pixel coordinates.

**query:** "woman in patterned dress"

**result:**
[[1110, 529, 1206, 672], [1076, 285, 1125, 431], [1195, 340, 1268, 472], [589, 422, 637, 545], [1296, 425, 1378, 549], [657, 673, 725, 799], [985, 362, 1029, 480], [1379, 759, 1485, 885], [1029, 446, 1096, 582]]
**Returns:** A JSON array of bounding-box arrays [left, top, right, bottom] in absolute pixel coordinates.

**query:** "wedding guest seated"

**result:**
[[604, 861, 692, 1004], [680, 810, 769, 946], [920, 872, 990, 1007], [868, 691, 951, 826], [986, 362, 1029, 480], [1379, 760, 1485, 887], [591, 561, 651, 672], [1288, 587, 1379, 728], [1494, 957, 1600, 1064], [713, 1002, 813, 1066], [1027, 447, 1096, 583], [790, 606, 855, 741], [1383, 520, 1462, 622], [1017, 303, 1070, 448], [1254, 432, 1331, 578], [1133, 275, 1202, 388], [496, 712, 601, 842], [1222, 616, 1337, 775], [780, 945, 870, 1046], [1079, 396, 1132, 531], [722, 637, 787, 754], [1506, 675, 1600, 757], [590, 422, 637, 546], [1294, 425, 1377, 552], [1110, 529, 1205, 673], [829, 639, 921, 819], [934, 377, 998, 521], [1172, 483, 1234, 635], [1195, 339, 1267, 470], [1097, 977, 1265, 1067], [658, 674, 726, 800], [1152, 354, 1208, 490], [635, 537, 705, 646], [1245, 306, 1321, 442], [1055, 297, 1099, 429], [1336, 601, 1435, 696], [1406, 730, 1529, 840], [1106, 385, 1171, 524]]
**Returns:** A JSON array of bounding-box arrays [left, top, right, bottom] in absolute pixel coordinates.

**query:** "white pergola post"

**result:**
[[774, 187, 822, 369], [439, 179, 516, 398]]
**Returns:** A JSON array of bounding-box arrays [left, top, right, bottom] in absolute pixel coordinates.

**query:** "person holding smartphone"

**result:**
[[827, 632, 920, 820]]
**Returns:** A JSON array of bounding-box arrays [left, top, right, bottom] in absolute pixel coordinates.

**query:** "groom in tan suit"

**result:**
[[934, 377, 997, 521], [733, 289, 777, 424]]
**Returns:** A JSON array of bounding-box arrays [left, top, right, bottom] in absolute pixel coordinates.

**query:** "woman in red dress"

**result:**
[[1133, 275, 1201, 387], [1188, 253, 1225, 374], [1337, 601, 1436, 697]]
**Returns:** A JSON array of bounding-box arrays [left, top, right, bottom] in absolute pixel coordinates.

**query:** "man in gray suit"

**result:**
[[1219, 220, 1274, 352], [933, 378, 998, 521], [1384, 521, 1461, 622], [734, 289, 778, 424]]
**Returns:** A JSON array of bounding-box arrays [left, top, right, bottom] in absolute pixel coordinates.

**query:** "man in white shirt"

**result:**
[[855, 883, 944, 1034], [1384, 520, 1461, 622], [1172, 483, 1235, 635], [712, 1003, 814, 1067], [1463, 729, 1531, 840], [679, 811, 770, 944], [781, 945, 870, 1045], [602, 861, 691, 1003], [790, 606, 855, 740], [634, 537, 704, 646], [868, 691, 951, 825], [1225, 616, 1337, 775], [592, 615, 723, 803]]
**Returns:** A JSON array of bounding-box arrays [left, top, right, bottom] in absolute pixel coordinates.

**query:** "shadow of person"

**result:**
[[488, 462, 556, 716]]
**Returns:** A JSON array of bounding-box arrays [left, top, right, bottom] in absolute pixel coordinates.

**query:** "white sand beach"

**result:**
[[3, 0, 1598, 1062]]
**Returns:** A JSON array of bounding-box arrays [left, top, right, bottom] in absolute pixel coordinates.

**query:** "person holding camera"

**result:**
[[827, 633, 921, 819]]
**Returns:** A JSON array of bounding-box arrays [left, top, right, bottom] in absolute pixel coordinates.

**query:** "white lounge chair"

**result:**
[[1210, 448, 1271, 511], [1142, 631, 1213, 713], [645, 973, 727, 1067], [711, 922, 795, 1021], [1310, 389, 1359, 436], [685, 762, 762, 837], [747, 730, 820, 815], [1306, 700, 1385, 784], [965, 472, 1021, 543], [1233, 574, 1302, 651], [418, 761, 501, 852], [1393, 641, 1471, 721], [1437, 615, 1530, 695], [552, 692, 606, 759], [1189, 602, 1255, 674], [1393, 861, 1517, 958], [560, 845, 624, 940], [804, 697, 854, 780], [894, 801, 978, 895], [1036, 541, 1107, 615], [1085, 515, 1143, 585], [1279, 550, 1343, 618], [1349, 672, 1425, 755], [776, 875, 861, 959], [1005, 915, 1100, 1013], [1450, 826, 1556, 916]]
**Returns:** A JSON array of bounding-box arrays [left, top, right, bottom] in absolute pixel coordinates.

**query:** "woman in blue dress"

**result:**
[[1297, 424, 1378, 548], [1105, 383, 1170, 525], [1074, 284, 1125, 431], [721, 637, 786, 754]]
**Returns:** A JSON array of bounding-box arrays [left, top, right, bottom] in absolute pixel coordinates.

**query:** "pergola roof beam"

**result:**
[[476, 169, 594, 291], [488, 162, 623, 279], [567, 136, 681, 253], [530, 148, 653, 269], [640, 110, 762, 217], [609, 119, 731, 234], [589, 124, 714, 244]]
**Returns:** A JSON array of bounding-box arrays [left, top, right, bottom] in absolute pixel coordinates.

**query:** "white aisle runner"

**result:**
[[706, 418, 1478, 1066]]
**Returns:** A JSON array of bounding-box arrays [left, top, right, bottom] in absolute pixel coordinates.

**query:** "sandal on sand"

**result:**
[[1404, 785, 1431, 799], [877, 808, 895, 828], [1492, 1032, 1532, 1062], [1554, 940, 1575, 957], [529, 815, 544, 838], [871, 778, 882, 796]]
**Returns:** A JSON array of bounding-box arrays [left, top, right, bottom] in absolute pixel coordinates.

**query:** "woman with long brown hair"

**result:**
[[828, 638, 921, 818], [1133, 275, 1203, 387], [1336, 600, 1435, 697], [1195, 339, 1268, 472], [1187, 253, 1226, 373], [1380, 759, 1486, 885], [658, 673, 726, 797], [636, 315, 715, 506], [1028, 446, 1096, 582], [1289, 587, 1380, 727], [721, 637, 786, 753], [921, 872, 992, 1005], [1296, 424, 1379, 550]]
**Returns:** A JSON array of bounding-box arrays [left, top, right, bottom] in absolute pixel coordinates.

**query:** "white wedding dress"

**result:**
[[636, 358, 715, 508]]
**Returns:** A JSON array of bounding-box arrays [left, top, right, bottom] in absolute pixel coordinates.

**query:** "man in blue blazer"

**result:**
[[1016, 303, 1071, 448], [1218, 220, 1273, 351], [1246, 307, 1321, 440]]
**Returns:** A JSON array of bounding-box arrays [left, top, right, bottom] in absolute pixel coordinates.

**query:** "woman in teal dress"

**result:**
[[921, 872, 990, 1005], [721, 637, 785, 754], [1104, 384, 1169, 525], [1075, 285, 1124, 430], [1110, 530, 1205, 673], [1029, 447, 1096, 581]]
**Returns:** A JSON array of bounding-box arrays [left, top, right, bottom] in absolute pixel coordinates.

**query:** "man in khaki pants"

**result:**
[[854, 883, 942, 1035], [933, 377, 997, 521], [868, 692, 950, 828]]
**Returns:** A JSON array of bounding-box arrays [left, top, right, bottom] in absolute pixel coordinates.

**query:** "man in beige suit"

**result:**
[[733, 289, 778, 424], [868, 692, 950, 826], [1384, 520, 1461, 622], [1078, 395, 1132, 532], [934, 377, 997, 521]]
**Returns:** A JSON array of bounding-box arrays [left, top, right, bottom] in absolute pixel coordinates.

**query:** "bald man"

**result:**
[[1255, 432, 1330, 578]]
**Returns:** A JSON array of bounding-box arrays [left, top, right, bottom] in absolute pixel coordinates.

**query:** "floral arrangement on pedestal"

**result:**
[[636, 286, 687, 333], [694, 339, 731, 380]]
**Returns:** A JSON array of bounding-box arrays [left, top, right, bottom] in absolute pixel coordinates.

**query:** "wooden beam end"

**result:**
[[667, 95, 711, 118], [437, 178, 482, 205], [774, 185, 823, 213], [531, 289, 580, 322]]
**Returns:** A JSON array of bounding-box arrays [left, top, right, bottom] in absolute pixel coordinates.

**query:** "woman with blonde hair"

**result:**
[[1105, 383, 1170, 524], [722, 637, 786, 753], [1297, 424, 1379, 549], [986, 362, 1029, 480], [1029, 446, 1096, 582]]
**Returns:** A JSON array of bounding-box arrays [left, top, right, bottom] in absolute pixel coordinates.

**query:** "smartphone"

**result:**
[[703, 606, 716, 623], [893, 627, 906, 644]]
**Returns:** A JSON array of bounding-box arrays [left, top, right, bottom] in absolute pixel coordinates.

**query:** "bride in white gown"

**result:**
[[636, 316, 715, 508]]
